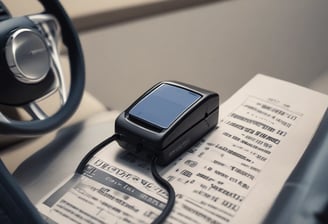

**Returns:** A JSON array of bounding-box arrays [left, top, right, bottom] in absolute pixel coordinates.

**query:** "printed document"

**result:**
[[37, 74, 328, 224]]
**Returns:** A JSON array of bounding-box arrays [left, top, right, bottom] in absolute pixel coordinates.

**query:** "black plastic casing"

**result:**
[[115, 81, 219, 165]]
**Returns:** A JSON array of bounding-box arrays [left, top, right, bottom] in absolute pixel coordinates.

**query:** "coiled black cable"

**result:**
[[76, 134, 175, 223], [76, 134, 120, 174], [150, 156, 176, 224]]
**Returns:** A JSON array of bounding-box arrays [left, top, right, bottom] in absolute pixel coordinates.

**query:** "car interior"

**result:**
[[0, 0, 328, 223]]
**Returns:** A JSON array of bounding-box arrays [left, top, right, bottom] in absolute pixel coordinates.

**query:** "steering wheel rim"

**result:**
[[0, 0, 85, 136]]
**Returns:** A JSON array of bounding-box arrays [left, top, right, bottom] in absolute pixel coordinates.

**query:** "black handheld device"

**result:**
[[115, 81, 219, 165]]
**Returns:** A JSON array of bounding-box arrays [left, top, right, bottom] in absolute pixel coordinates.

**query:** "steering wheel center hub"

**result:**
[[6, 28, 51, 84]]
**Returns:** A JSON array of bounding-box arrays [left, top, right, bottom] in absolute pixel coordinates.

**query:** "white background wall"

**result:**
[[80, 0, 328, 110]]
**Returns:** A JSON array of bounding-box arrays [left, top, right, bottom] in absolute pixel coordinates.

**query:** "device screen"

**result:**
[[129, 83, 201, 129]]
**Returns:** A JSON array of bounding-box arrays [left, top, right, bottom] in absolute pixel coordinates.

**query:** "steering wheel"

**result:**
[[0, 0, 85, 136], [0, 1, 85, 223]]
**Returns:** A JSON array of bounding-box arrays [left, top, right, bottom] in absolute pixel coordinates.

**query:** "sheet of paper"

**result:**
[[37, 74, 328, 224]]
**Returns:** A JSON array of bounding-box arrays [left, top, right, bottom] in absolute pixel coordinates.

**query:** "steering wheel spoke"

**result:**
[[23, 102, 48, 121], [29, 14, 68, 105], [0, 112, 10, 123]]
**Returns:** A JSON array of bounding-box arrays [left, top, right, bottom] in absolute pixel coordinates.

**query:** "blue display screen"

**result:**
[[129, 84, 201, 129]]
